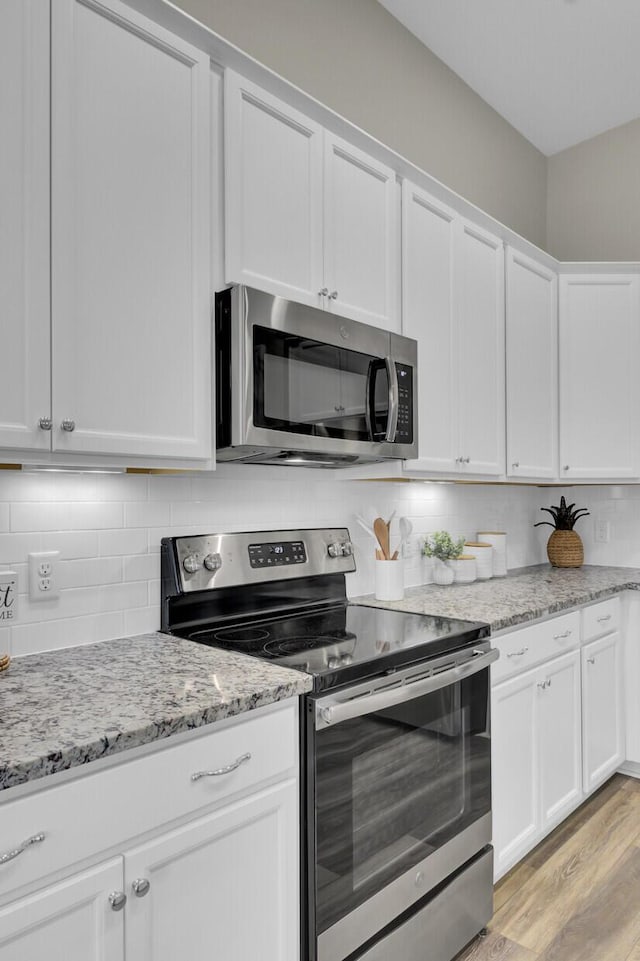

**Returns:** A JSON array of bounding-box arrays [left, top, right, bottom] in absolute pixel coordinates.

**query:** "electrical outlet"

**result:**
[[28, 551, 60, 600], [594, 519, 610, 543]]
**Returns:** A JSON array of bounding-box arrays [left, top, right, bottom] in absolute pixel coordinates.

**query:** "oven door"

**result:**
[[305, 644, 497, 961], [228, 287, 417, 461]]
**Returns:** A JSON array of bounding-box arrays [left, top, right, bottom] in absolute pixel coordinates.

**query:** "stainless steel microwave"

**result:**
[[215, 286, 418, 468]]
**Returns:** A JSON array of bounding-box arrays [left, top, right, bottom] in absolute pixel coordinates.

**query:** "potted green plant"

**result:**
[[423, 531, 466, 585], [534, 496, 590, 568]]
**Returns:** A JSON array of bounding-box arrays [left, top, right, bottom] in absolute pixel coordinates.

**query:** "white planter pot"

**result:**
[[432, 559, 455, 585]]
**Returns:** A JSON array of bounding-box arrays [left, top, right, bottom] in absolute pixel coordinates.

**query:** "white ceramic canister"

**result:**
[[375, 559, 404, 601], [452, 555, 476, 584], [464, 542, 493, 580], [477, 531, 507, 577]]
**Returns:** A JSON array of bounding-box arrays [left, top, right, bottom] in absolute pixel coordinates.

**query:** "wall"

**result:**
[[0, 468, 550, 658], [174, 0, 547, 249], [547, 117, 640, 261]]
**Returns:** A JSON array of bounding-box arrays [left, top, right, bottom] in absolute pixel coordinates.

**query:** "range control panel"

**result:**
[[248, 540, 307, 568]]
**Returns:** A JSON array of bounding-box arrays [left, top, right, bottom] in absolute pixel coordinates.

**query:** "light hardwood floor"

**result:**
[[455, 774, 640, 961]]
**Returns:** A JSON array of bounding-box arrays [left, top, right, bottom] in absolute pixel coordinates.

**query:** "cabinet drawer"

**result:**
[[0, 699, 297, 902], [492, 611, 580, 684], [582, 597, 620, 642]]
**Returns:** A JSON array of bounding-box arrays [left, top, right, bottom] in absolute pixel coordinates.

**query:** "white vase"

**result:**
[[432, 559, 455, 585]]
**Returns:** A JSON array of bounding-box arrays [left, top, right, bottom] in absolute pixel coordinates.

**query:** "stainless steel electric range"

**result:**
[[161, 528, 497, 961]]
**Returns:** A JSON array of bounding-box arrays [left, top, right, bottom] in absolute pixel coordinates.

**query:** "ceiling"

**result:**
[[377, 0, 640, 156]]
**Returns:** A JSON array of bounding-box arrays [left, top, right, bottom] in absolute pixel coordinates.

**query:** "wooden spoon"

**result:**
[[373, 517, 390, 560]]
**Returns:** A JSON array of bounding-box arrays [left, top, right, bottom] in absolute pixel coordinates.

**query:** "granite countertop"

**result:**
[[0, 633, 312, 792], [351, 564, 640, 632]]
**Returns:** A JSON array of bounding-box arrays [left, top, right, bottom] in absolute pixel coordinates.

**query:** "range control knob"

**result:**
[[341, 541, 353, 557], [327, 542, 342, 558], [182, 554, 200, 574], [203, 553, 222, 573]]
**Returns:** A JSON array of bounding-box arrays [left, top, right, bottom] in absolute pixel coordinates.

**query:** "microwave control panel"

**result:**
[[395, 364, 414, 444]]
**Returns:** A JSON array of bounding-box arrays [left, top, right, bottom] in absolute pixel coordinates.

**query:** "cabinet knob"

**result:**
[[61, 419, 76, 432], [38, 417, 52, 431], [108, 891, 127, 912], [512, 462, 519, 469], [132, 878, 151, 898], [318, 287, 328, 297], [329, 290, 339, 300], [563, 465, 570, 471]]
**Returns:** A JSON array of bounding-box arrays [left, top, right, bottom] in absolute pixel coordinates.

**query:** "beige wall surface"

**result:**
[[547, 117, 640, 262], [175, 0, 547, 249]]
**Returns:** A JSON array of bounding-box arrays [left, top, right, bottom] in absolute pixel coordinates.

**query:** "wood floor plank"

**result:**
[[620, 775, 640, 794], [454, 929, 539, 960], [525, 774, 625, 869], [624, 941, 640, 961], [536, 845, 640, 961], [494, 863, 536, 912], [493, 783, 640, 953]]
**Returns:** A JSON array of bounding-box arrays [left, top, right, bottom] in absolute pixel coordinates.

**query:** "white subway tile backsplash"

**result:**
[[0, 468, 634, 658]]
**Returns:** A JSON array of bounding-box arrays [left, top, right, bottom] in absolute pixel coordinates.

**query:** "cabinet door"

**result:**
[[0, 859, 123, 961], [456, 222, 505, 476], [538, 650, 582, 829], [0, 0, 51, 452], [324, 134, 398, 331], [491, 670, 539, 878], [582, 632, 624, 793], [401, 182, 458, 472], [506, 248, 558, 479], [559, 275, 640, 479], [224, 70, 324, 307], [51, 0, 211, 459], [124, 781, 299, 961]]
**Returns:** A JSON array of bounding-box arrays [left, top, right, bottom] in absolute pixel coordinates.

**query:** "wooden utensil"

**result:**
[[373, 517, 390, 560]]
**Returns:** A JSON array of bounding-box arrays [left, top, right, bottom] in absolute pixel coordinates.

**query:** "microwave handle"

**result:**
[[315, 647, 498, 730], [384, 356, 399, 443], [365, 358, 399, 443]]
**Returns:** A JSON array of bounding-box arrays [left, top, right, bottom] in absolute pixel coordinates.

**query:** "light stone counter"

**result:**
[[351, 564, 640, 633], [0, 632, 311, 791]]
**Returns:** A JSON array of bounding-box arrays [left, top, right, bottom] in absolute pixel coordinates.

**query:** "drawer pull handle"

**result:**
[[191, 752, 251, 782], [0, 832, 45, 866], [587, 656, 596, 665], [132, 878, 151, 898], [596, 614, 612, 623], [537, 680, 549, 690], [108, 891, 127, 912], [507, 647, 529, 658], [553, 630, 572, 640]]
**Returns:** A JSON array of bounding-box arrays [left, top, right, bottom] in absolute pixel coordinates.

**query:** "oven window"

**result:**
[[313, 672, 491, 935], [253, 326, 390, 441]]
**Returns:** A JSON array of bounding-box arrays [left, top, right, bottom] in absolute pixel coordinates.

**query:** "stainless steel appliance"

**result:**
[[215, 286, 418, 467], [161, 528, 496, 961]]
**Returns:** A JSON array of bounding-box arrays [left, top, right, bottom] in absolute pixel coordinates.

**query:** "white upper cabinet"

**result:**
[[51, 0, 211, 459], [506, 248, 558, 479], [225, 71, 399, 331], [402, 187, 505, 477], [401, 183, 458, 472], [559, 274, 640, 479], [323, 134, 397, 329], [0, 0, 51, 451], [456, 221, 505, 476], [224, 71, 324, 307]]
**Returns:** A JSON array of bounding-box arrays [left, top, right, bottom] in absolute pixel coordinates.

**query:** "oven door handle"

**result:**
[[315, 647, 498, 730]]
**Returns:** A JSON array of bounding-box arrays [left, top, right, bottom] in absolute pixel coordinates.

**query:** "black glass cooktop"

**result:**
[[184, 603, 489, 691]]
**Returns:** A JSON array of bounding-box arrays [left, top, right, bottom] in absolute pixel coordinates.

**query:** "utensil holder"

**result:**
[[375, 559, 404, 601]]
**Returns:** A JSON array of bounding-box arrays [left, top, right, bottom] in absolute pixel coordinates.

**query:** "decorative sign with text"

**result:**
[[0, 572, 17, 622]]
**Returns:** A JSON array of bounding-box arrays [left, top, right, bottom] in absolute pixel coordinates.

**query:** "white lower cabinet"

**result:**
[[0, 701, 300, 961], [491, 649, 581, 878], [124, 781, 298, 961], [0, 859, 124, 961], [582, 632, 624, 793], [491, 598, 623, 880]]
